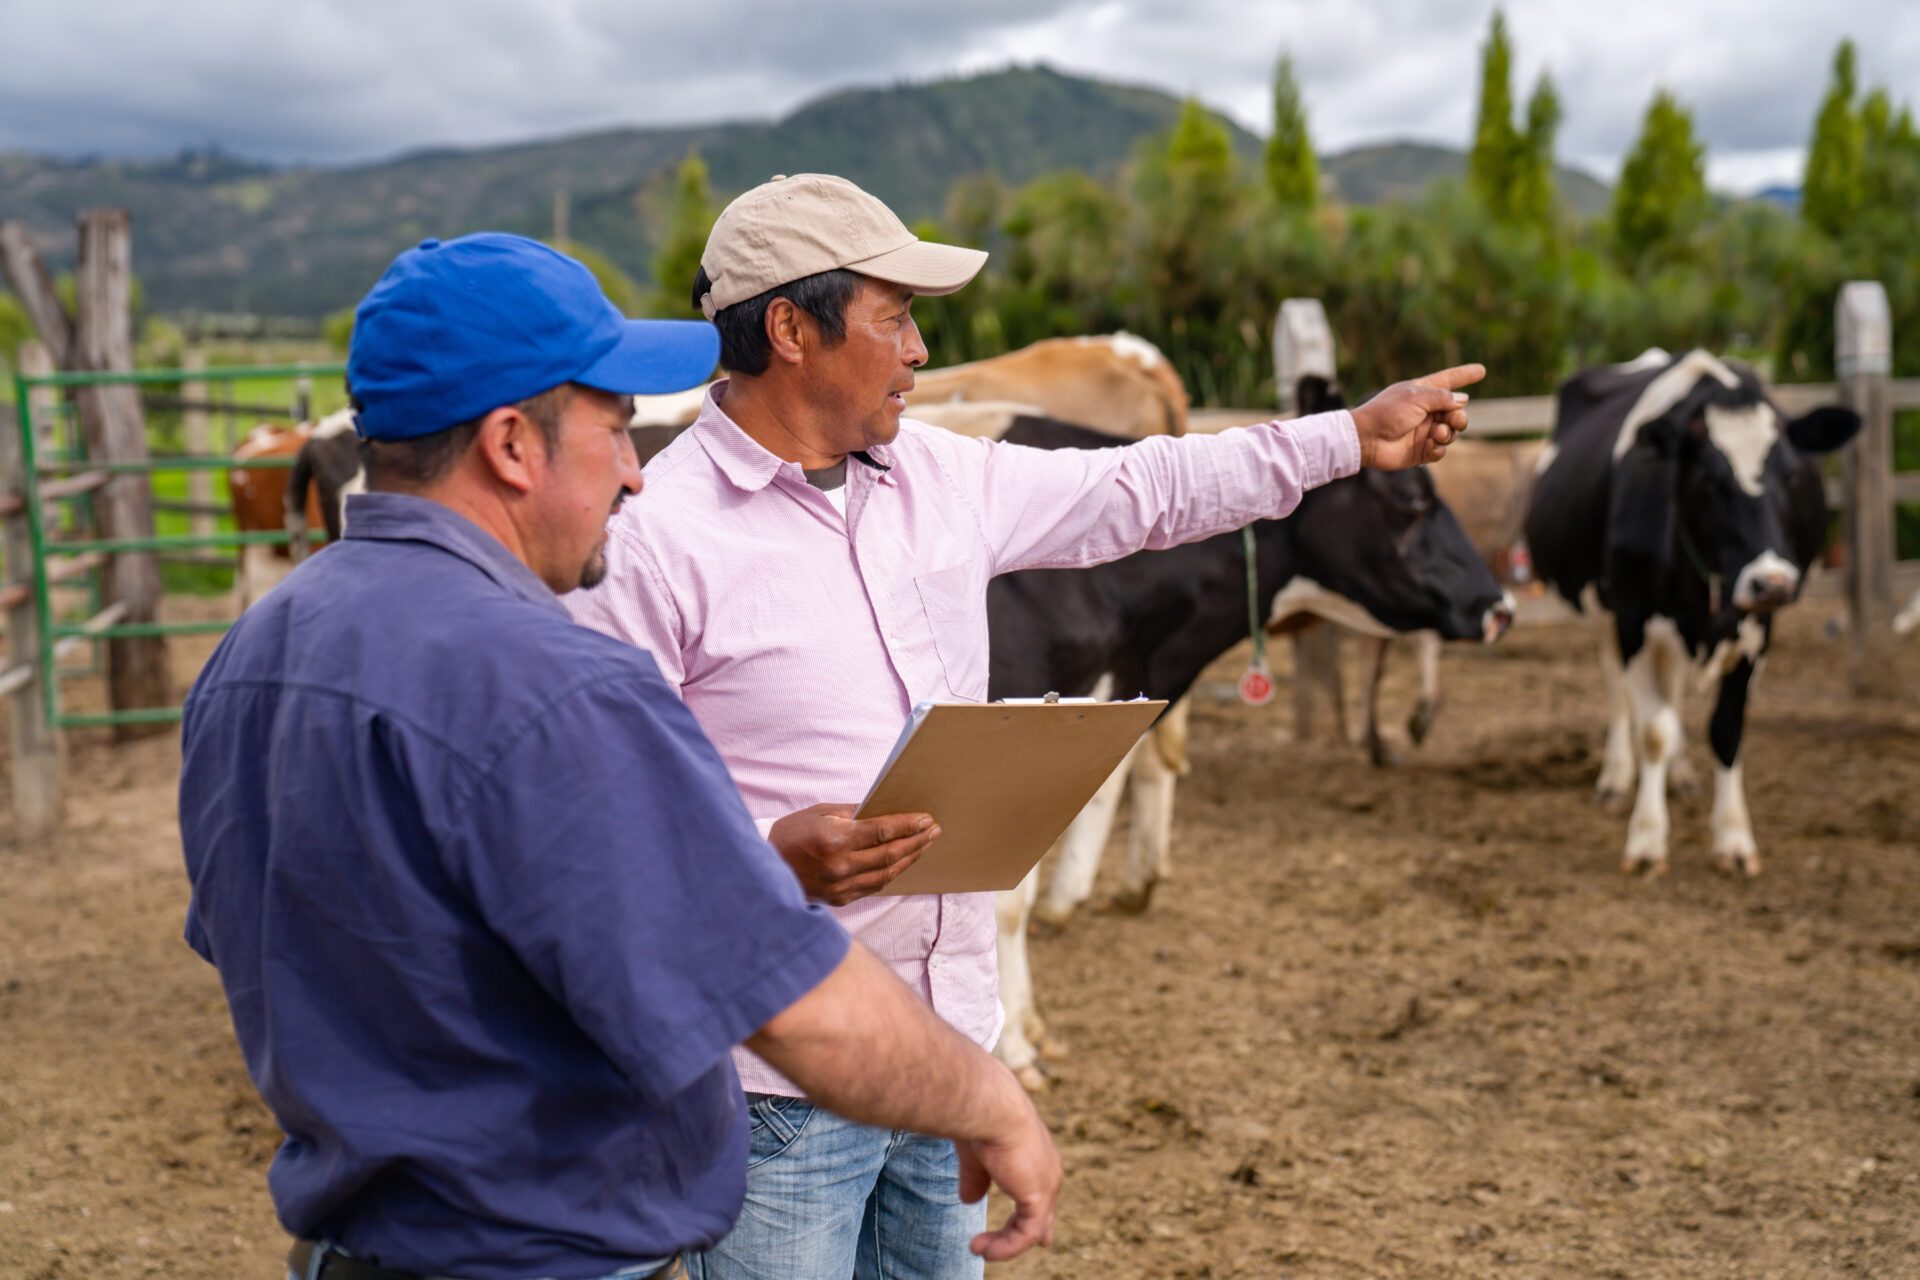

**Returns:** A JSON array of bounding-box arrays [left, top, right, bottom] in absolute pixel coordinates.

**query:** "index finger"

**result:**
[[1412, 363, 1486, 392], [845, 811, 937, 850]]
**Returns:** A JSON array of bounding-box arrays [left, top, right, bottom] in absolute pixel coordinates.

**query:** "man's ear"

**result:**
[[764, 298, 807, 367], [474, 407, 542, 495]]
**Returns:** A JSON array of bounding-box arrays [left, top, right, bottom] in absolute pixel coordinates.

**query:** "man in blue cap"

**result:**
[[177, 233, 1059, 1280]]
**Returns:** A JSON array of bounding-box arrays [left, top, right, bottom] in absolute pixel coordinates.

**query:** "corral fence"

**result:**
[[1, 207, 340, 840]]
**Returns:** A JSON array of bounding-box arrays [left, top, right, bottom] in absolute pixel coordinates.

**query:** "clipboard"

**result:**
[[856, 697, 1168, 896]]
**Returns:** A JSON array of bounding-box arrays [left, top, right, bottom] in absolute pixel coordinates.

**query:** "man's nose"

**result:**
[[904, 313, 928, 369]]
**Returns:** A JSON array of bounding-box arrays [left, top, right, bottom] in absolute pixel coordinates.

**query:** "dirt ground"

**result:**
[[2, 602, 1918, 1279]]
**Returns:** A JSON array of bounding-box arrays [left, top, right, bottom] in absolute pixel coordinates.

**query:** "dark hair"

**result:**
[[695, 266, 858, 375], [356, 384, 574, 491]]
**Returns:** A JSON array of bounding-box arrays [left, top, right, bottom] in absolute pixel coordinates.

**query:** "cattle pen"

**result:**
[[1, 361, 341, 839]]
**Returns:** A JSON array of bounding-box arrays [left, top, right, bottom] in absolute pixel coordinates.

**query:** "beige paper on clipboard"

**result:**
[[857, 698, 1168, 896]]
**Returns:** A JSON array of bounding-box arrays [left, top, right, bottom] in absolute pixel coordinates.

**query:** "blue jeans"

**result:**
[[689, 1094, 986, 1280]]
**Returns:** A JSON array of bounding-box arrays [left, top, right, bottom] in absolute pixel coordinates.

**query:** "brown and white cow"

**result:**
[[228, 409, 360, 609]]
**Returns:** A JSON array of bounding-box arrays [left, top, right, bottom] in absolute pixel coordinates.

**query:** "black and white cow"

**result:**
[[1524, 349, 1861, 877], [987, 406, 1513, 1083]]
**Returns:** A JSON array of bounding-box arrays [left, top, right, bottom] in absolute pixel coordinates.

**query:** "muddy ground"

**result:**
[[2, 602, 1918, 1279]]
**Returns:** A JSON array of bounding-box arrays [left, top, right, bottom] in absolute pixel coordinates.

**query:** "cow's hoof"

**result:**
[[1366, 738, 1403, 769], [1029, 901, 1075, 932], [1711, 839, 1762, 878], [1594, 784, 1631, 814], [1099, 883, 1156, 916], [1620, 853, 1669, 877], [1408, 701, 1438, 745], [1037, 1032, 1071, 1061], [1012, 1062, 1050, 1094]]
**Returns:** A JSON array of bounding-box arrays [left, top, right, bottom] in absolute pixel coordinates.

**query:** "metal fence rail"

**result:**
[[5, 361, 342, 755]]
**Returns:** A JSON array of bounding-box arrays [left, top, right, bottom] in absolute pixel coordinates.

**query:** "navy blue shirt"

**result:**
[[179, 493, 848, 1280]]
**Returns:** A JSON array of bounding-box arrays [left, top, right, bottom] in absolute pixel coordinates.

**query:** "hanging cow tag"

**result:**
[[1238, 661, 1276, 707]]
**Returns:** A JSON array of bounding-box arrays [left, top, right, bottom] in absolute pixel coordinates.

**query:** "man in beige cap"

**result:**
[[569, 173, 1481, 1280]]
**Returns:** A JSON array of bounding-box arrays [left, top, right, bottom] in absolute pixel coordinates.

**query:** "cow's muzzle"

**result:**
[[1731, 552, 1799, 614], [1482, 592, 1516, 644]]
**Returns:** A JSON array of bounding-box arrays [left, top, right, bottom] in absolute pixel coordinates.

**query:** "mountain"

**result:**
[[1323, 140, 1611, 216], [1, 67, 1612, 320]]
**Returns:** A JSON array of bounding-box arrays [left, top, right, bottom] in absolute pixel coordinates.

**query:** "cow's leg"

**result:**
[[1359, 638, 1399, 766], [1596, 628, 1636, 808], [234, 545, 290, 612], [1033, 743, 1135, 928], [1659, 634, 1700, 798], [993, 870, 1049, 1092], [1112, 728, 1180, 914], [1708, 657, 1762, 877], [1621, 623, 1684, 874], [1407, 631, 1443, 746]]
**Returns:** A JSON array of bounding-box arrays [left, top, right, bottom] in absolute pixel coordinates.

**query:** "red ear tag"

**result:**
[[1238, 662, 1276, 707]]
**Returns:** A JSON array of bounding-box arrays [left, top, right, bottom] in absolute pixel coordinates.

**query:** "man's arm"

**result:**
[[748, 943, 1060, 1262], [950, 365, 1482, 577]]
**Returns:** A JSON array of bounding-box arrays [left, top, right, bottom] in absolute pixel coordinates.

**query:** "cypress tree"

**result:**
[[1801, 40, 1863, 237], [1265, 52, 1319, 212]]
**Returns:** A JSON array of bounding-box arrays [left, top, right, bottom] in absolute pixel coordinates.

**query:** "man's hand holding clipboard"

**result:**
[[767, 805, 944, 906]]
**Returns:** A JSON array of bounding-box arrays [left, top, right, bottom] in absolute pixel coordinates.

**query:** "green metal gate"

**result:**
[[9, 361, 345, 730]]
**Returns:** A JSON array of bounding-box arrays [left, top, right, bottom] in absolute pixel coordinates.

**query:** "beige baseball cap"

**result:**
[[697, 173, 988, 319]]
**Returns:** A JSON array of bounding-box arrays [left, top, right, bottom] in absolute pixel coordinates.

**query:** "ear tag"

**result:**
[[1238, 660, 1277, 707]]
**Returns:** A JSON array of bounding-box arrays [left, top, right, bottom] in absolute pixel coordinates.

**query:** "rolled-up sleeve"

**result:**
[[941, 412, 1361, 576], [441, 659, 849, 1104]]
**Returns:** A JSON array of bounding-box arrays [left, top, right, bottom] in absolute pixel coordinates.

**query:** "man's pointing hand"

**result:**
[[1349, 363, 1486, 470]]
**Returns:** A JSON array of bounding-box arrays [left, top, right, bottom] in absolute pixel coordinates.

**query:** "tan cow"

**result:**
[[905, 332, 1190, 438]]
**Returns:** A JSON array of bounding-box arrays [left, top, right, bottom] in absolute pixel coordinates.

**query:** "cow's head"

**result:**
[[1278, 378, 1514, 644], [1609, 355, 1860, 613]]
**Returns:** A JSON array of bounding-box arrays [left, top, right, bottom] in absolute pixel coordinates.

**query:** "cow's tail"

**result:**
[[285, 442, 315, 564]]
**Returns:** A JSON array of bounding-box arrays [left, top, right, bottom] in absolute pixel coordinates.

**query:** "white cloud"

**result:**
[[0, 0, 1911, 192]]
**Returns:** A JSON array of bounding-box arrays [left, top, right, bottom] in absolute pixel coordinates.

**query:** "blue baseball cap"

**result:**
[[347, 233, 719, 440]]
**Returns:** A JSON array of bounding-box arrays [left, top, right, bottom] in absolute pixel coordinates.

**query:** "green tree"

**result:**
[[322, 306, 356, 355], [648, 153, 716, 319], [1468, 11, 1521, 217], [1512, 73, 1563, 229], [1132, 99, 1252, 403], [1802, 41, 1863, 237], [1611, 90, 1708, 271], [0, 290, 31, 366], [1265, 52, 1318, 212]]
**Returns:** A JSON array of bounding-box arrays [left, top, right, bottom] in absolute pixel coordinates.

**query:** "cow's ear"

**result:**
[[1608, 430, 1681, 575], [1786, 405, 1862, 455]]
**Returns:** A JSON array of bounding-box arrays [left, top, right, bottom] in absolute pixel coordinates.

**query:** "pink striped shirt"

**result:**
[[565, 384, 1359, 1096]]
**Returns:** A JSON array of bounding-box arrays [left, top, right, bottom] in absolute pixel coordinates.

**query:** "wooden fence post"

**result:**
[[73, 209, 171, 732], [1837, 281, 1895, 694], [1273, 298, 1343, 739], [182, 349, 214, 538], [1, 390, 61, 840]]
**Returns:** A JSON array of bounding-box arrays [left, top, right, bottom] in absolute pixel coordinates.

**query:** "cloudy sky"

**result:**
[[1, 0, 1914, 193]]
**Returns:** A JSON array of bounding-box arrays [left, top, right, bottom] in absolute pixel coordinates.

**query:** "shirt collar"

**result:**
[[692, 380, 896, 494], [341, 491, 567, 615]]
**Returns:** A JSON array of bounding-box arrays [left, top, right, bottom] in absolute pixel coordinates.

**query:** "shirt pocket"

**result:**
[[914, 562, 989, 699]]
